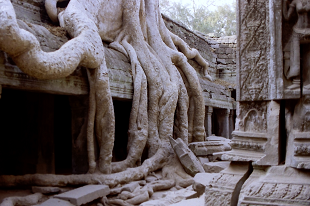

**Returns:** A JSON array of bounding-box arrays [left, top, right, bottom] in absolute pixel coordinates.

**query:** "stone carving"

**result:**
[[223, 100, 279, 166], [293, 95, 310, 132], [239, 0, 269, 101], [238, 166, 310, 205], [237, 102, 267, 133], [283, 0, 310, 92], [0, 0, 212, 187], [286, 95, 310, 169], [204, 162, 252, 206]]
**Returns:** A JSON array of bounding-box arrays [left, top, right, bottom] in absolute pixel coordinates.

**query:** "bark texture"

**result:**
[[0, 0, 211, 186]]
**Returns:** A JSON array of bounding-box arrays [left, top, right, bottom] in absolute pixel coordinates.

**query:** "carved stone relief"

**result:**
[[286, 95, 310, 169], [239, 0, 269, 101], [223, 101, 279, 165], [239, 166, 310, 205], [282, 0, 310, 99]]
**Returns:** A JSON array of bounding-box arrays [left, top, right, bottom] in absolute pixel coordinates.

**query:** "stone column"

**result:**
[[206, 106, 213, 137], [224, 109, 230, 139], [229, 109, 234, 139]]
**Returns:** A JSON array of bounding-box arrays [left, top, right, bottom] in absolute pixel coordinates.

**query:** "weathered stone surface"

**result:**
[[169, 137, 205, 176], [238, 166, 310, 206], [36, 198, 75, 206], [198, 157, 209, 164], [206, 136, 232, 151], [188, 141, 227, 156], [141, 188, 197, 206], [192, 173, 218, 196], [202, 161, 230, 173], [54, 185, 110, 206], [204, 162, 252, 206], [223, 101, 280, 166]]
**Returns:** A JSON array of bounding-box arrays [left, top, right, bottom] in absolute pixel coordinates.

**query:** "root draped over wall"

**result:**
[[0, 0, 211, 186]]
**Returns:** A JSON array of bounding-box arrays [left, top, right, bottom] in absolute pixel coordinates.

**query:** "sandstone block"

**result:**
[[55, 185, 110, 206], [202, 161, 230, 173], [192, 173, 218, 196], [169, 137, 205, 176], [198, 157, 209, 164], [188, 141, 226, 156]]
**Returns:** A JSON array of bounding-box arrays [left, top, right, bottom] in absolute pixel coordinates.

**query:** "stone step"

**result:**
[[54, 185, 110, 206]]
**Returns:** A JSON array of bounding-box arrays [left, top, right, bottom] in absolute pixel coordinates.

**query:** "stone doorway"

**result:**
[[0, 89, 72, 175]]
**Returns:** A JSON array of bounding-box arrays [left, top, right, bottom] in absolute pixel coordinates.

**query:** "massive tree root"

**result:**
[[0, 0, 211, 187]]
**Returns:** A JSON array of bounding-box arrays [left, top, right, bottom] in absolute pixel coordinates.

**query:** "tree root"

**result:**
[[0, 0, 211, 187], [0, 193, 45, 206]]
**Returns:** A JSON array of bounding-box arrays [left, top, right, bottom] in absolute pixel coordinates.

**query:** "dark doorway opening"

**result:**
[[0, 88, 72, 175], [112, 99, 132, 162]]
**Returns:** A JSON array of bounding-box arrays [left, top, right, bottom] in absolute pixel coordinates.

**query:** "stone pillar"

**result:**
[[206, 106, 213, 137], [224, 109, 230, 139], [229, 109, 234, 139]]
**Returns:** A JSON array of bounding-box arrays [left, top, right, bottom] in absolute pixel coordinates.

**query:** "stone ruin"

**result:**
[[0, 0, 235, 205], [204, 0, 310, 205], [1, 0, 309, 205]]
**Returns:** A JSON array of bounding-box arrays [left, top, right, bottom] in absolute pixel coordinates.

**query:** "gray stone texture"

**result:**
[[55, 185, 110, 206], [192, 173, 218, 196], [202, 161, 230, 173], [36, 198, 75, 206], [188, 141, 226, 156], [169, 137, 205, 176]]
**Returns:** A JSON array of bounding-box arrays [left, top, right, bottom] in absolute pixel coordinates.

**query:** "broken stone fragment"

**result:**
[[202, 161, 230, 173], [206, 136, 232, 151], [169, 137, 205, 176], [54, 185, 110, 206], [188, 141, 226, 156], [192, 173, 219, 197]]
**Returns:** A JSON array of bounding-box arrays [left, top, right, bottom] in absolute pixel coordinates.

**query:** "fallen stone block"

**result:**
[[169, 137, 205, 176], [192, 173, 218, 196], [203, 161, 230, 173], [36, 198, 75, 206], [206, 136, 232, 151], [198, 157, 209, 164], [188, 141, 226, 156], [54, 185, 110, 206]]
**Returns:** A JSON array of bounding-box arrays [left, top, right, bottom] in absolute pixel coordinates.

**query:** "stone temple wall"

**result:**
[[208, 36, 237, 85], [162, 15, 237, 86], [205, 0, 310, 205]]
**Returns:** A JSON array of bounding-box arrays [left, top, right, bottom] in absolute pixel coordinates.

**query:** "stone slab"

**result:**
[[188, 141, 226, 156], [54, 185, 110, 206], [169, 137, 205, 176], [36, 198, 75, 206]]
